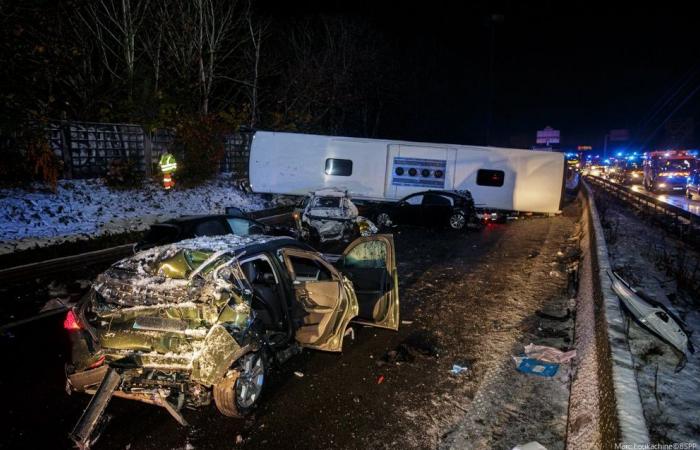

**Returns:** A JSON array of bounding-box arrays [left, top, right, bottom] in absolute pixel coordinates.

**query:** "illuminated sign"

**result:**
[[536, 126, 560, 145]]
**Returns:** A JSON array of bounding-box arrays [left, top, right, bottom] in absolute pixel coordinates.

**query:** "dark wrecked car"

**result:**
[[371, 190, 479, 231], [65, 234, 399, 448], [134, 212, 292, 252]]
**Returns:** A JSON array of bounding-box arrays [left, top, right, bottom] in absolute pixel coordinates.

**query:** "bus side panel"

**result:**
[[249, 132, 330, 195], [453, 147, 516, 211], [249, 132, 387, 198], [383, 145, 457, 200], [511, 152, 565, 213]]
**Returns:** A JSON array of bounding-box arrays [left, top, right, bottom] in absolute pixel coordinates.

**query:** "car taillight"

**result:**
[[63, 310, 83, 331], [88, 355, 105, 369]]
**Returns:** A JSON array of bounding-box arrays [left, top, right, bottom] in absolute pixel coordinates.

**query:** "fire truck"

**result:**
[[643, 150, 695, 194]]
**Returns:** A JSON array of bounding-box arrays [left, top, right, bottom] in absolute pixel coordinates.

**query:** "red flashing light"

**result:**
[[63, 310, 83, 331]]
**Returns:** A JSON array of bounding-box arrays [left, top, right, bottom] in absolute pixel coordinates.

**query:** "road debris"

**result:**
[[513, 356, 559, 377], [376, 375, 385, 384], [524, 344, 576, 364], [609, 270, 694, 360], [294, 371, 304, 378], [450, 363, 470, 375]]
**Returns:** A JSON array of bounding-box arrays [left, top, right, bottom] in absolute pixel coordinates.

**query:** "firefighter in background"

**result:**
[[159, 152, 177, 190]]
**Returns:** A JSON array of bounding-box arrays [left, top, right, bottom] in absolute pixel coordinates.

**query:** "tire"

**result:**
[[375, 212, 392, 230], [449, 213, 466, 230], [213, 352, 267, 418]]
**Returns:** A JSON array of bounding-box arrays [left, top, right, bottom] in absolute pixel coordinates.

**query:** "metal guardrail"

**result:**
[[585, 175, 700, 248], [0, 206, 293, 284]]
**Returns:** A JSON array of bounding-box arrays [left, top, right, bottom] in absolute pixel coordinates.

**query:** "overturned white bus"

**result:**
[[248, 131, 565, 214]]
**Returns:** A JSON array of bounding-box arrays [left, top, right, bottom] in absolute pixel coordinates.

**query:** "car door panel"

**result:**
[[422, 193, 452, 227], [338, 235, 399, 330], [280, 248, 358, 352], [395, 194, 423, 226]]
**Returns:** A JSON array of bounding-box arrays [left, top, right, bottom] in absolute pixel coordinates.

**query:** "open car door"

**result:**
[[280, 248, 359, 352], [337, 235, 399, 330]]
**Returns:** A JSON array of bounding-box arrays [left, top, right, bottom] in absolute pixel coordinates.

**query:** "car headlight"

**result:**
[[658, 183, 667, 188]]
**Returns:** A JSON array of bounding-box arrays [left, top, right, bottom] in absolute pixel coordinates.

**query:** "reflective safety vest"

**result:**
[[159, 153, 177, 173]]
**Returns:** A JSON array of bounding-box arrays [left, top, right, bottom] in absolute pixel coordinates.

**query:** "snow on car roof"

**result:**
[[168, 234, 290, 253]]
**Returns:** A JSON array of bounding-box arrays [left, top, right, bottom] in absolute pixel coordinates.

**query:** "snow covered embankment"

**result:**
[[0, 175, 269, 255]]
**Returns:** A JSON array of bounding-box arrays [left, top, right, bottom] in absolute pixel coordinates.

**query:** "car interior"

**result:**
[[227, 217, 265, 236], [241, 255, 286, 331], [286, 255, 334, 281]]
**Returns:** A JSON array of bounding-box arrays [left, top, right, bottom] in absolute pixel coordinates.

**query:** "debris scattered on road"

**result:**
[[401, 320, 414, 325], [450, 363, 470, 375], [609, 270, 694, 360], [513, 441, 548, 450], [376, 375, 385, 384], [524, 343, 576, 364], [513, 356, 559, 377], [235, 434, 244, 445], [527, 251, 540, 259], [294, 371, 304, 378]]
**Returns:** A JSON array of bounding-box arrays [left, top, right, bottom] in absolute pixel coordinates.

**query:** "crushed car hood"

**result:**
[[93, 234, 285, 307]]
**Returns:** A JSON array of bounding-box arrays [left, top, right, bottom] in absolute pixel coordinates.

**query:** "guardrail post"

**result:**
[[59, 122, 73, 179], [143, 130, 152, 178]]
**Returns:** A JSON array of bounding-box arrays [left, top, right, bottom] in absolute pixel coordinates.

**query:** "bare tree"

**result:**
[[77, 0, 150, 99], [160, 0, 244, 115], [141, 4, 166, 96], [243, 3, 270, 127]]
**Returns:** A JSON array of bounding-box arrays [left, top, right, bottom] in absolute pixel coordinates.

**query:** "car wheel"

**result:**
[[375, 212, 392, 229], [449, 213, 466, 230], [213, 352, 266, 417]]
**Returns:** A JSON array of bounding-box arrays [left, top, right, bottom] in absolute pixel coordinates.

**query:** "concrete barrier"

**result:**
[[566, 184, 649, 449]]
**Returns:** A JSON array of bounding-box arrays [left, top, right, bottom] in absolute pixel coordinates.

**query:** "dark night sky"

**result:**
[[272, 1, 700, 149]]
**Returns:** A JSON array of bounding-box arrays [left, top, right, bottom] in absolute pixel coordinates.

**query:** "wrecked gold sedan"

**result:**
[[65, 234, 398, 448]]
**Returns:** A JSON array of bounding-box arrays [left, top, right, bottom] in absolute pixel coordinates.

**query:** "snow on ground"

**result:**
[[0, 175, 270, 255], [599, 197, 700, 445]]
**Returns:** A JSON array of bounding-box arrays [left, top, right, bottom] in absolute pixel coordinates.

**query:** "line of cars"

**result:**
[[64, 187, 480, 448], [589, 150, 700, 199]]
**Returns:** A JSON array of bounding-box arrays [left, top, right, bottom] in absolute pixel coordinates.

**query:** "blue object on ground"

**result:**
[[514, 357, 559, 377], [450, 364, 469, 375]]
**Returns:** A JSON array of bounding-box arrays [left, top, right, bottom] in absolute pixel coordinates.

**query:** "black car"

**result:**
[[371, 190, 478, 231], [134, 212, 292, 252]]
